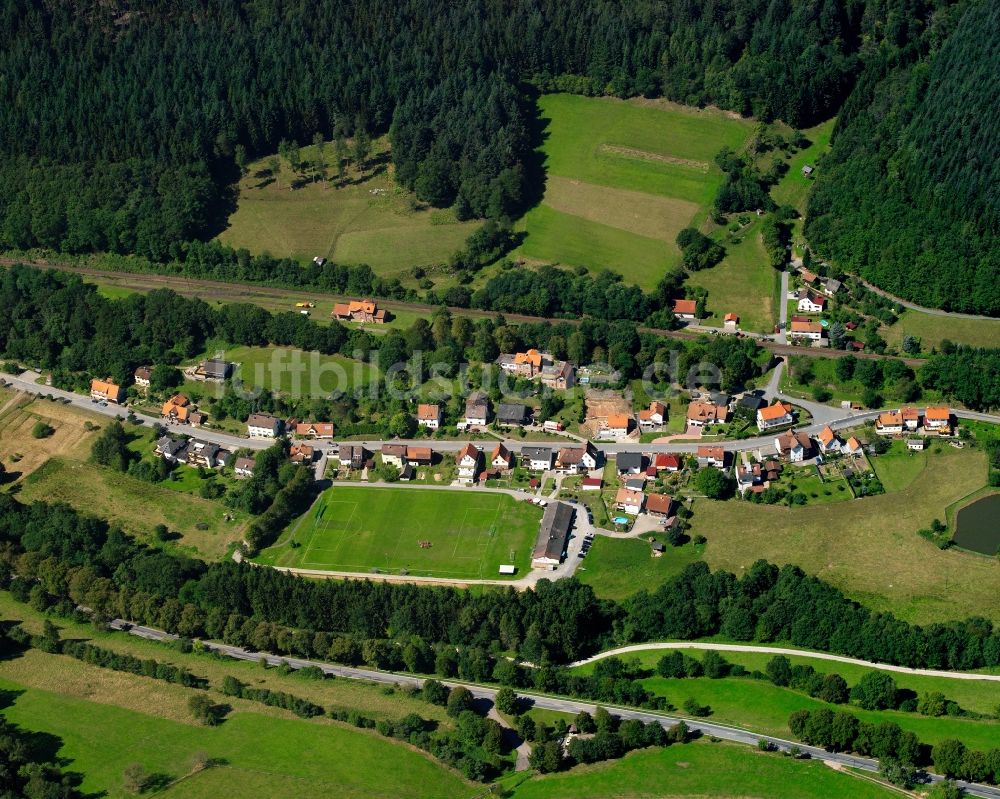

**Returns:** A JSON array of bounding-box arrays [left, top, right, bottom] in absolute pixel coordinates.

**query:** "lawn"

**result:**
[[689, 444, 1000, 624], [773, 464, 853, 505], [0, 675, 473, 799], [255, 486, 542, 579], [192, 344, 377, 397], [509, 739, 900, 799], [686, 218, 779, 333], [17, 458, 249, 558], [575, 536, 705, 601], [516, 94, 754, 289], [217, 137, 479, 276], [870, 439, 928, 493]]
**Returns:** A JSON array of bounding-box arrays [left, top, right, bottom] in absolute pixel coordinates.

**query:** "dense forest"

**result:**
[[0, 0, 949, 273], [807, 0, 1000, 314]]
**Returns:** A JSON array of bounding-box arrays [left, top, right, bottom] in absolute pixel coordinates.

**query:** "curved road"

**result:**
[[569, 642, 1000, 683], [108, 619, 1000, 799], [858, 277, 1000, 321]]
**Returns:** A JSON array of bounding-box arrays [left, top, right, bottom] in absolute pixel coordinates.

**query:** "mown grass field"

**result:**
[[509, 739, 900, 799], [517, 94, 754, 289], [689, 443, 1000, 624], [256, 486, 542, 578], [217, 137, 478, 275], [0, 392, 99, 478], [870, 439, 928, 493], [882, 307, 1000, 351], [575, 536, 705, 601], [686, 217, 778, 332]]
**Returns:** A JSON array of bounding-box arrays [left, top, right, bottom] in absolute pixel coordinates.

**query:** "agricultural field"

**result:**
[[256, 486, 542, 579], [217, 137, 479, 277], [575, 536, 704, 601], [517, 94, 754, 289], [0, 392, 99, 479], [689, 443, 1000, 625], [509, 739, 899, 799]]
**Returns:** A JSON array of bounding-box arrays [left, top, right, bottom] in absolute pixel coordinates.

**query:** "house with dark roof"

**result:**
[[522, 446, 554, 471], [497, 403, 531, 426], [234, 456, 256, 478], [531, 502, 574, 569], [247, 413, 282, 438], [196, 359, 233, 381], [464, 392, 491, 426], [616, 452, 644, 475], [154, 435, 188, 461]]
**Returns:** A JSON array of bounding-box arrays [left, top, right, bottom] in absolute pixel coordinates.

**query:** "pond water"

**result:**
[[953, 494, 1000, 555]]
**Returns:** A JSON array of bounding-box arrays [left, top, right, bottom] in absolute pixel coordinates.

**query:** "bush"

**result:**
[[31, 421, 54, 438]]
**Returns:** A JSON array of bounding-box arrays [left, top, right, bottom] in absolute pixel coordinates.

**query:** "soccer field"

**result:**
[[256, 486, 543, 579]]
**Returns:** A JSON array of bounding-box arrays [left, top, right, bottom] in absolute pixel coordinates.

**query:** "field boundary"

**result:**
[[599, 144, 710, 172]]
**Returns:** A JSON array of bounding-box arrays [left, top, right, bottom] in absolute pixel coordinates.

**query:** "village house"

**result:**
[[161, 393, 191, 423], [799, 268, 818, 284], [616, 452, 644, 475], [416, 403, 442, 430], [645, 493, 674, 518], [581, 476, 603, 491], [496, 403, 531, 426], [554, 443, 600, 473], [331, 299, 386, 324], [775, 430, 814, 462], [738, 394, 767, 414], [638, 401, 667, 429], [491, 443, 515, 471], [290, 443, 316, 465], [672, 298, 698, 321], [295, 422, 334, 439], [789, 319, 824, 341], [247, 413, 282, 439], [875, 410, 904, 436], [841, 436, 863, 456], [522, 446, 554, 472], [797, 293, 827, 314], [188, 411, 207, 427], [908, 438, 927, 451], [816, 425, 841, 455], [736, 462, 761, 492], [723, 313, 739, 331], [381, 444, 408, 469], [821, 278, 842, 297], [924, 406, 952, 434], [90, 378, 124, 404], [154, 435, 187, 461], [233, 456, 256, 478], [654, 453, 683, 473], [687, 401, 728, 427], [339, 444, 370, 470], [624, 476, 646, 492], [614, 487, 645, 516], [756, 401, 794, 431], [133, 367, 152, 389], [187, 440, 226, 469], [464, 392, 491, 426], [540, 360, 575, 390], [457, 443, 482, 483], [901, 407, 920, 431], [195, 359, 233, 381], [602, 413, 631, 439], [532, 502, 574, 570], [405, 446, 433, 466], [697, 446, 726, 469]]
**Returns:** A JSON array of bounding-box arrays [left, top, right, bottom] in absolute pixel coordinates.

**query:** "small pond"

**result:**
[[953, 494, 1000, 555]]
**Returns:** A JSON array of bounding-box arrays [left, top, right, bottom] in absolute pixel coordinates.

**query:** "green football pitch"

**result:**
[[255, 486, 543, 579]]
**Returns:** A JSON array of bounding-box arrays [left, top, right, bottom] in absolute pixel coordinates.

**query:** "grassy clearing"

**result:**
[[686, 219, 778, 332], [18, 457, 248, 558], [509, 739, 899, 799], [881, 308, 1000, 352], [256, 486, 542, 579], [217, 137, 479, 275], [575, 537, 705, 601], [689, 444, 1000, 624], [0, 393, 100, 478], [770, 118, 836, 253], [517, 94, 753, 289], [0, 674, 473, 799], [870, 439, 928, 493]]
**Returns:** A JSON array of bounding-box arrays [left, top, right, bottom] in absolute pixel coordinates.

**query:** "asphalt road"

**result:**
[[108, 619, 1000, 799], [858, 277, 1000, 321]]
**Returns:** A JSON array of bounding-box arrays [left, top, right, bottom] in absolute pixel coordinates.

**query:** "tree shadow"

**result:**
[[253, 177, 276, 190], [516, 83, 551, 216]]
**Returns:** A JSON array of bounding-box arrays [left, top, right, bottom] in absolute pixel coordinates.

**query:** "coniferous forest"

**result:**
[[0, 0, 996, 311]]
